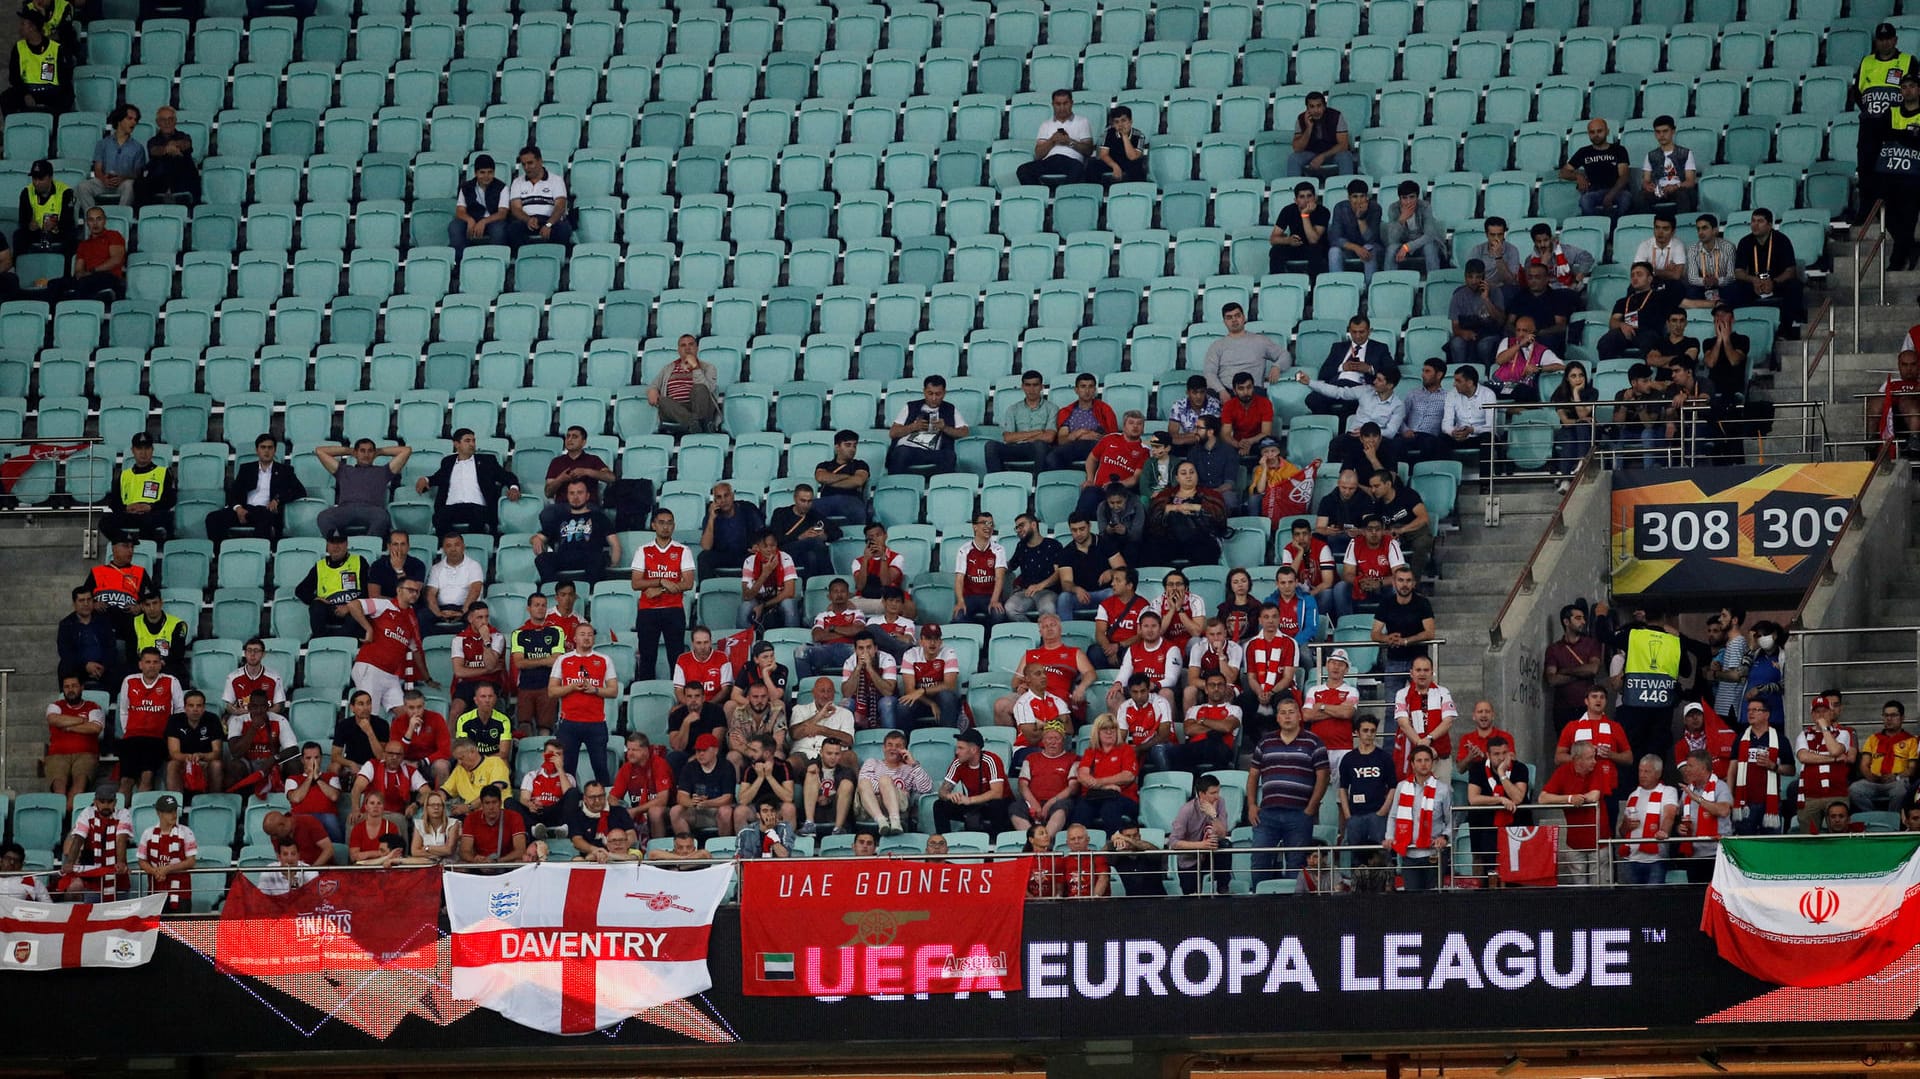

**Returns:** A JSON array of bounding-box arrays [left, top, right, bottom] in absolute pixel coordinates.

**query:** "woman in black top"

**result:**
[[1548, 362, 1600, 491], [1216, 567, 1263, 643]]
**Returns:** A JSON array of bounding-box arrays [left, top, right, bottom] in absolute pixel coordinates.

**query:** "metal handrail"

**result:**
[[1853, 199, 1887, 352], [1788, 442, 1894, 632], [1487, 455, 1586, 650], [0, 435, 107, 556], [1802, 296, 1838, 406]]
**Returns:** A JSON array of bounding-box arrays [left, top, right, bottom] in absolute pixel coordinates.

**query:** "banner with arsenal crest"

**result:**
[[444, 863, 733, 1035], [738, 858, 1034, 997], [217, 870, 441, 978]]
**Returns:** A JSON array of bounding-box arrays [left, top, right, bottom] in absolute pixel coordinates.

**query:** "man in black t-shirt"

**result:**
[[1337, 716, 1396, 847], [1722, 208, 1806, 333], [1597, 262, 1679, 361], [1093, 105, 1149, 183], [1506, 263, 1576, 356], [1464, 734, 1533, 880], [1057, 513, 1126, 624], [1313, 467, 1376, 562], [1270, 181, 1331, 276], [1558, 119, 1631, 218], [1698, 304, 1751, 398], [668, 682, 729, 772], [164, 690, 226, 794], [671, 734, 740, 837], [1366, 470, 1432, 581], [812, 430, 871, 526], [1371, 567, 1436, 702]]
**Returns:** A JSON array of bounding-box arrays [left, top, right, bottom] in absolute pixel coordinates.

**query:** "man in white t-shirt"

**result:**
[[1615, 754, 1679, 885], [1016, 89, 1095, 186], [507, 144, 572, 246], [424, 532, 487, 636], [1633, 212, 1689, 284]]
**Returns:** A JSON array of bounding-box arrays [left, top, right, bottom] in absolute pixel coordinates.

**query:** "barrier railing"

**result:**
[[1839, 387, 1916, 458], [1487, 455, 1586, 650], [1802, 296, 1837, 407], [1854, 199, 1887, 352]]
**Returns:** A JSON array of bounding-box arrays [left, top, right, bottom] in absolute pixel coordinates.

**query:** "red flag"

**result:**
[[1499, 825, 1559, 887], [0, 442, 87, 493], [739, 858, 1034, 997], [216, 869, 441, 977], [720, 628, 755, 674]]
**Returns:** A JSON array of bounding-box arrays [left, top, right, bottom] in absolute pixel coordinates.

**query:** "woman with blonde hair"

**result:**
[[1071, 713, 1140, 834], [406, 788, 462, 864]]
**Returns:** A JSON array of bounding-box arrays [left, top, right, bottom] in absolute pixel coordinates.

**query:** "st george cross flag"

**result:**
[[0, 894, 166, 971], [1701, 834, 1920, 987], [445, 862, 733, 1034], [1499, 825, 1559, 887]]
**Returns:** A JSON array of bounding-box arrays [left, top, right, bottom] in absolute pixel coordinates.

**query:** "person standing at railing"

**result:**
[[136, 794, 196, 912], [1614, 756, 1678, 886], [1464, 735, 1531, 885], [1674, 750, 1732, 884], [1730, 699, 1794, 836], [1337, 716, 1396, 850], [1868, 70, 1920, 269], [1540, 742, 1616, 885], [1387, 745, 1450, 892], [1248, 698, 1328, 885], [1547, 363, 1599, 495], [1169, 775, 1234, 896]]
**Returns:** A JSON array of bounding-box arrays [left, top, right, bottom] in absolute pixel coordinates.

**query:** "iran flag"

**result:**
[[1701, 835, 1920, 987], [445, 862, 733, 1034]]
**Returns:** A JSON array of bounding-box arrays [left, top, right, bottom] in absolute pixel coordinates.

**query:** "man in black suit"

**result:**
[[205, 435, 308, 546], [1308, 315, 1395, 420], [415, 428, 520, 536]]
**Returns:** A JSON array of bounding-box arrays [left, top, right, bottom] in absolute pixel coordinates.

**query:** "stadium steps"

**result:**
[[1431, 486, 1561, 714], [0, 524, 90, 793]]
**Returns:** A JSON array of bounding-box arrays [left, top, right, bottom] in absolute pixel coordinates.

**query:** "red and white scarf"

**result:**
[[1732, 727, 1782, 830], [1677, 775, 1725, 856], [1537, 245, 1574, 287], [1389, 775, 1441, 856], [1619, 786, 1667, 857]]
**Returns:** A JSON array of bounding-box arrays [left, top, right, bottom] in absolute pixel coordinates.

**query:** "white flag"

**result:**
[[445, 863, 733, 1035], [0, 894, 166, 971]]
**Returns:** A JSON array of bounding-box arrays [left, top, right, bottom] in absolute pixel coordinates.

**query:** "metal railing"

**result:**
[[1838, 387, 1919, 458], [1802, 296, 1838, 406], [1853, 199, 1888, 352], [1487, 456, 1587, 650]]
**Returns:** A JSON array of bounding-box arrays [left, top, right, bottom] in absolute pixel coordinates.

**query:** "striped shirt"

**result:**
[[1252, 729, 1328, 811], [508, 172, 568, 219]]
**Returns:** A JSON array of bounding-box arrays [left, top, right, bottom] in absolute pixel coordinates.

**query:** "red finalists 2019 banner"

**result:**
[[739, 858, 1034, 997], [216, 870, 443, 976]]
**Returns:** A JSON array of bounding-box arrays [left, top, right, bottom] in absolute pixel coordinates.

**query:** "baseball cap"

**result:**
[[111, 535, 134, 547], [1328, 648, 1351, 664], [129, 432, 153, 448], [1148, 432, 1171, 449], [1876, 21, 1897, 38], [29, 159, 51, 178], [956, 728, 984, 746], [1811, 695, 1835, 711], [154, 794, 179, 812], [750, 641, 775, 657], [919, 623, 942, 638], [94, 782, 117, 803], [1683, 701, 1704, 716], [693, 733, 719, 751]]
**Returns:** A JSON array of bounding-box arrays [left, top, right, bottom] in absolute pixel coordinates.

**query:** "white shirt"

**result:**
[[865, 613, 916, 638], [256, 865, 317, 896], [508, 171, 568, 219], [1622, 783, 1679, 863], [889, 402, 970, 429], [786, 701, 854, 760], [445, 456, 483, 506], [1012, 690, 1072, 729], [220, 666, 286, 710], [1442, 385, 1499, 435], [428, 555, 485, 607], [1034, 113, 1094, 162], [248, 463, 274, 506], [1634, 236, 1688, 274], [0, 872, 49, 902]]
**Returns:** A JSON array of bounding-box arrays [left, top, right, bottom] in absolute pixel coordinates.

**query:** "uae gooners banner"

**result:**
[[1701, 835, 1920, 987], [216, 870, 441, 976], [739, 858, 1034, 997], [446, 863, 732, 1035], [0, 894, 165, 971]]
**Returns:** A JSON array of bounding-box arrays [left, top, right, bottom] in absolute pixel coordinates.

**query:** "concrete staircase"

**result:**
[[1431, 484, 1565, 713], [0, 523, 93, 794]]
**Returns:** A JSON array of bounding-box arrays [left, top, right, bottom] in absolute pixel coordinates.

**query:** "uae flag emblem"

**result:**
[[1701, 834, 1920, 987], [758, 952, 794, 981]]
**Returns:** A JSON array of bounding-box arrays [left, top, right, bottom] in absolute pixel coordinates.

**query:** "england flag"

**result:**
[[0, 894, 166, 970], [445, 863, 733, 1034]]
